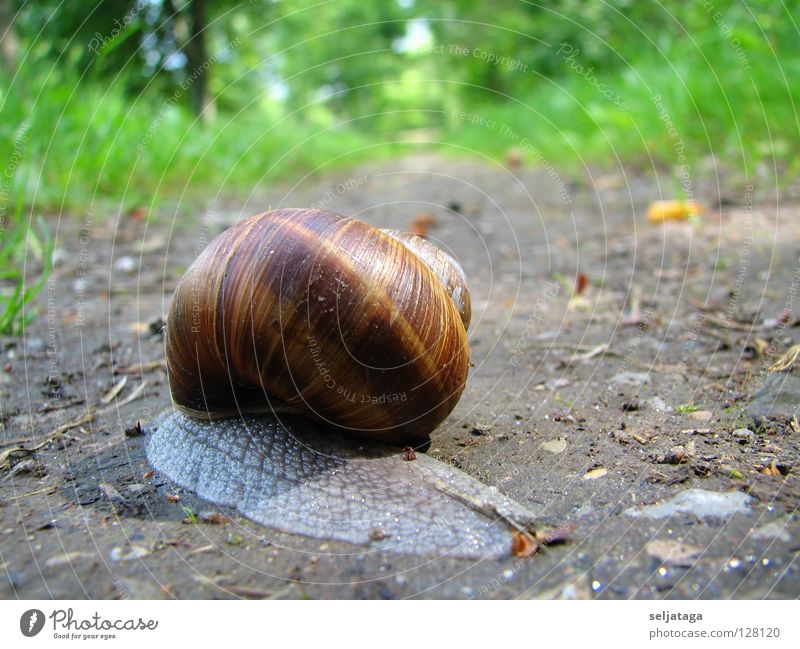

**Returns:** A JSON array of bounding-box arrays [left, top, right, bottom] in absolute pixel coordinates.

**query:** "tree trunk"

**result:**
[[185, 0, 213, 121], [0, 0, 20, 72]]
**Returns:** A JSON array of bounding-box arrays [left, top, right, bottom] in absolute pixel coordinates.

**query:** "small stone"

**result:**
[[733, 428, 755, 444], [113, 256, 137, 274], [25, 338, 44, 353], [45, 551, 96, 568], [470, 424, 491, 436], [98, 482, 126, 504], [625, 488, 752, 520], [545, 378, 570, 390], [7, 459, 46, 478], [746, 372, 800, 422], [123, 483, 150, 496], [647, 396, 670, 412], [661, 445, 686, 464], [73, 277, 88, 293], [750, 519, 792, 543], [541, 438, 567, 454], [148, 317, 165, 336], [690, 410, 713, 421], [610, 372, 650, 387], [110, 545, 150, 562], [124, 422, 144, 438]]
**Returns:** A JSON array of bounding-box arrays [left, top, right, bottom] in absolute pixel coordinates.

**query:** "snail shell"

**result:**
[[165, 208, 470, 446], [147, 208, 546, 558]]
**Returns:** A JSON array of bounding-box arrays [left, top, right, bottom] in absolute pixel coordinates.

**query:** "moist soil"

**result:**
[[1, 155, 799, 599]]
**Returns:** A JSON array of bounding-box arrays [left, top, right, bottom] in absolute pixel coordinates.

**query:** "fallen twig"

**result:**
[[114, 359, 166, 375], [702, 312, 764, 333], [0, 381, 149, 467], [566, 343, 609, 364], [770, 344, 800, 372]]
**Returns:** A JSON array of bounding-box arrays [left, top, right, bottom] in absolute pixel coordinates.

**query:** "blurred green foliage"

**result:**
[[0, 0, 797, 212]]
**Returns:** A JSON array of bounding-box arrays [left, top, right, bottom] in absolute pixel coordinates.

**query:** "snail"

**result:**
[[146, 208, 555, 559]]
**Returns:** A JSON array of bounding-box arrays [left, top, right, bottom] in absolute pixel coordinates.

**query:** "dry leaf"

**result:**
[[199, 512, 232, 525], [769, 344, 800, 372], [408, 212, 436, 236], [575, 273, 589, 296], [511, 531, 540, 558], [583, 467, 608, 480], [647, 200, 704, 223]]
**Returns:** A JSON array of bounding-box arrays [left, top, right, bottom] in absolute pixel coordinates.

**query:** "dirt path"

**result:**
[[1, 155, 798, 599]]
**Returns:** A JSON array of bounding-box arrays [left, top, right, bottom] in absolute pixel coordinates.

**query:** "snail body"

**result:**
[[147, 208, 544, 558]]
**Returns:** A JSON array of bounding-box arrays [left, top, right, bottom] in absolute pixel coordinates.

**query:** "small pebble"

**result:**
[[647, 396, 670, 412], [45, 551, 95, 568], [113, 256, 137, 274], [610, 372, 650, 386], [123, 483, 150, 496], [541, 438, 567, 454], [545, 378, 570, 390], [625, 488, 751, 520], [751, 519, 792, 543], [110, 545, 150, 562]]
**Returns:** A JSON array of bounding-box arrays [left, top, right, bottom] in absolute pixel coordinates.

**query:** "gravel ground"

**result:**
[[1, 154, 798, 599]]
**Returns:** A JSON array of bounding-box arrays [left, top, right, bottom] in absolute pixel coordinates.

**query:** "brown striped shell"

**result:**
[[166, 208, 471, 446]]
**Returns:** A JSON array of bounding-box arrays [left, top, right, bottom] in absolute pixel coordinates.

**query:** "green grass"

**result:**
[[181, 506, 198, 523], [0, 191, 53, 335], [1, 11, 797, 335], [441, 34, 799, 179], [0, 67, 401, 212], [2, 24, 797, 217]]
